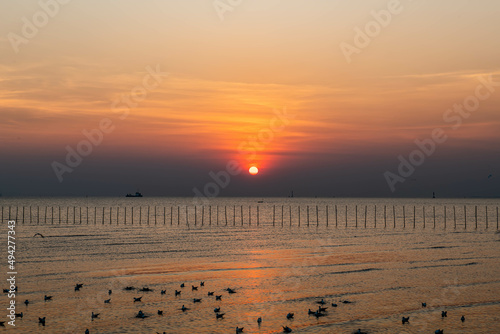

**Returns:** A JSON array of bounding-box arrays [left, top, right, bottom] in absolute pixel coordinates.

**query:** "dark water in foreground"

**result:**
[[0, 197, 499, 333]]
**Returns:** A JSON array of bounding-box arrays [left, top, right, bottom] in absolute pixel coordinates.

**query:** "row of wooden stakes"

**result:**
[[1, 205, 499, 229]]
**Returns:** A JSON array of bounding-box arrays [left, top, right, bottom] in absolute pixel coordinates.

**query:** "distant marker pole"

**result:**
[[132, 207, 134, 225], [225, 206, 228, 226], [384, 205, 386, 228], [281, 205, 284, 227], [355, 205, 358, 228], [102, 207, 105, 225], [256, 206, 258, 226], [345, 205, 347, 228], [485, 205, 488, 229], [177, 206, 180, 226], [240, 205, 243, 226], [273, 205, 275, 226], [374, 205, 377, 228], [475, 205, 478, 229], [216, 205, 219, 226], [289, 206, 292, 226], [307, 205, 310, 227], [209, 206, 212, 225], [326, 205, 329, 227], [335, 205, 338, 228], [413, 206, 416, 229], [453, 206, 456, 229], [444, 206, 447, 229], [393, 206, 395, 229], [316, 205, 319, 227], [186, 206, 189, 226], [364, 205, 367, 228], [464, 205, 467, 230], [403, 206, 405, 229], [423, 206, 426, 229], [249, 206, 251, 226], [298, 206, 301, 227]]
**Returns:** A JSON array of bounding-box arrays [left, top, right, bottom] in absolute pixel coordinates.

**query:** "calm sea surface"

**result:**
[[0, 197, 499, 334]]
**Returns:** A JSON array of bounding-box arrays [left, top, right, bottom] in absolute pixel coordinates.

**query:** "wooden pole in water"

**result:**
[[355, 205, 358, 228], [201, 206, 204, 226], [273, 205, 275, 226], [147, 206, 150, 225], [464, 205, 467, 230], [124, 207, 127, 225], [37, 206, 39, 225], [345, 205, 348, 228], [178, 206, 180, 226], [384, 205, 386, 228], [256, 206, 258, 226], [154, 206, 156, 225], [393, 206, 395, 228], [289, 206, 292, 226], [282, 205, 284, 227], [249, 206, 251, 225], [140, 207, 142, 225], [413, 206, 416, 229], [209, 206, 212, 225], [194, 206, 197, 226], [132, 207, 134, 225], [364, 205, 367, 228], [475, 205, 478, 229], [163, 207, 166, 225], [335, 205, 338, 227], [444, 206, 446, 229], [298, 206, 301, 227], [374, 205, 377, 228], [23, 206, 25, 224], [453, 206, 456, 229], [46, 206, 48, 224], [30, 206, 32, 224], [216, 206, 219, 226], [102, 207, 105, 225], [186, 206, 189, 226], [485, 205, 488, 229], [87, 207, 89, 225], [497, 206, 499, 230], [225, 206, 228, 226], [433, 206, 436, 229], [110, 207, 112, 225], [326, 205, 329, 227], [307, 206, 310, 227], [240, 205, 243, 226], [423, 206, 426, 229], [233, 205, 236, 226], [52, 207, 54, 224], [403, 206, 405, 228], [316, 206, 319, 227]]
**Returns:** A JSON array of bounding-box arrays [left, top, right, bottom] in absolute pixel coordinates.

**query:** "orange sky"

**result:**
[[0, 0, 499, 196]]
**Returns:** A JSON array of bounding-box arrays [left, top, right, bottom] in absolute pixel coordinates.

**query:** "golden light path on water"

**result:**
[[1, 197, 499, 333]]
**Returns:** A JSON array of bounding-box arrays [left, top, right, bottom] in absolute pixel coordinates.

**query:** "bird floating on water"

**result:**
[[75, 283, 83, 291], [283, 326, 292, 333], [208, 291, 214, 296], [318, 306, 327, 312], [134, 297, 142, 302], [200, 281, 205, 286], [257, 317, 262, 324], [24, 299, 29, 306], [44, 295, 52, 301], [157, 310, 163, 316], [236, 327, 244, 333], [175, 290, 181, 296], [91, 312, 99, 320], [104, 298, 111, 304], [461, 315, 465, 322], [402, 316, 410, 324], [14, 312, 23, 319], [38, 317, 46, 326], [181, 305, 189, 312], [108, 289, 112, 295], [435, 330, 443, 334], [161, 290, 166, 295], [85, 329, 89, 334], [214, 307, 221, 313], [180, 283, 185, 288], [227, 288, 236, 294], [286, 313, 294, 319], [331, 303, 338, 307], [193, 298, 202, 303], [136, 310, 148, 318], [316, 299, 325, 305], [422, 302, 427, 307], [215, 295, 222, 300], [441, 311, 447, 318], [216, 313, 225, 319], [192, 285, 198, 291]]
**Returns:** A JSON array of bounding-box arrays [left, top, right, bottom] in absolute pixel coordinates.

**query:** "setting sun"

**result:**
[[249, 166, 259, 175]]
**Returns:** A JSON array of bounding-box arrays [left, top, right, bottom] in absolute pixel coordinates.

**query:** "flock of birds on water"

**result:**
[[2, 282, 468, 333]]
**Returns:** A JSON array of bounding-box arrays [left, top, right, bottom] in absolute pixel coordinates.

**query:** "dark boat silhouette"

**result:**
[[126, 192, 143, 198]]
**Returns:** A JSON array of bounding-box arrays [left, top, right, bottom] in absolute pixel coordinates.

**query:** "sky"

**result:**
[[0, 0, 499, 198]]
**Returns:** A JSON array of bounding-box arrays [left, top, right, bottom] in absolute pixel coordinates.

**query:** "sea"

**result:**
[[0, 197, 499, 334]]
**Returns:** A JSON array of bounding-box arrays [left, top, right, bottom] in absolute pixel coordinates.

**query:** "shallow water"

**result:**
[[1, 197, 499, 333]]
